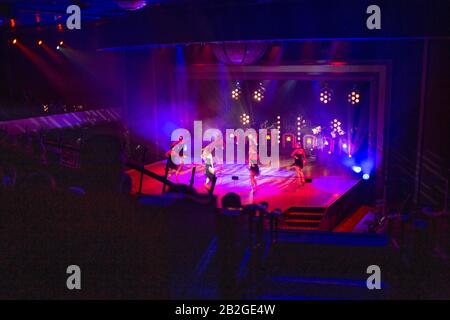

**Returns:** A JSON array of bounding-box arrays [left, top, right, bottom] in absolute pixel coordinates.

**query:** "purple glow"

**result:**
[[115, 0, 148, 11]]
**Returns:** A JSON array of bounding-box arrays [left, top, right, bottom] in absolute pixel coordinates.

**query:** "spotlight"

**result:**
[[231, 82, 241, 101], [253, 82, 265, 102], [297, 116, 302, 139], [56, 45, 60, 50], [12, 38, 17, 45], [276, 115, 281, 143], [38, 40, 43, 46], [363, 173, 370, 180], [312, 126, 322, 135], [342, 143, 348, 149], [59, 41, 64, 46], [240, 113, 250, 126], [330, 119, 345, 136], [320, 84, 333, 104], [348, 87, 361, 105], [352, 166, 362, 173]]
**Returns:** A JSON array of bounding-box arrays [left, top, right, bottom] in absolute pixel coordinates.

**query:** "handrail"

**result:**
[[125, 161, 176, 190]]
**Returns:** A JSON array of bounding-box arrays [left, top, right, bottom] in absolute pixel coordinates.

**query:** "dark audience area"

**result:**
[[0, 125, 167, 298], [1, 122, 449, 299]]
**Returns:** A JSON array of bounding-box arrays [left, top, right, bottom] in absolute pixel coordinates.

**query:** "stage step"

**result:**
[[284, 219, 321, 229], [285, 207, 326, 214], [284, 212, 323, 220], [281, 207, 326, 231], [278, 225, 319, 231]]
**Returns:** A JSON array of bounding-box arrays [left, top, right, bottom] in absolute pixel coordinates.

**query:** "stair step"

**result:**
[[285, 219, 321, 224], [285, 213, 324, 220], [285, 207, 326, 214], [278, 225, 319, 231], [286, 223, 320, 229]]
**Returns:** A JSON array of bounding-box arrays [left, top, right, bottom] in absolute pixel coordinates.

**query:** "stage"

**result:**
[[127, 158, 361, 213]]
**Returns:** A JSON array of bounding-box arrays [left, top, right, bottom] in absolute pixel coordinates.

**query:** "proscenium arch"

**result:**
[[181, 63, 390, 201]]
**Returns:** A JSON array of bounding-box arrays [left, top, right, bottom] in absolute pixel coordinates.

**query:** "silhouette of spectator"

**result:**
[[221, 192, 242, 209]]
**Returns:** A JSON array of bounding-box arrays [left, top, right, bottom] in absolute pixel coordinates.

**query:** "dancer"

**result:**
[[248, 149, 259, 192], [175, 136, 187, 181], [291, 143, 306, 187], [165, 136, 185, 182], [201, 147, 215, 191]]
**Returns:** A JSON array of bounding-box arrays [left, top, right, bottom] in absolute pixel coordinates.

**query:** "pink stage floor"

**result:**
[[128, 159, 361, 212]]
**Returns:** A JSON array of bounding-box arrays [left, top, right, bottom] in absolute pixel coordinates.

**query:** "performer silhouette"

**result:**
[[201, 147, 215, 191], [291, 143, 306, 187], [248, 149, 259, 192], [165, 135, 186, 182]]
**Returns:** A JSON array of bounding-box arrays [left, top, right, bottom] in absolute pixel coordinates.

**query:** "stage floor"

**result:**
[[128, 158, 361, 212]]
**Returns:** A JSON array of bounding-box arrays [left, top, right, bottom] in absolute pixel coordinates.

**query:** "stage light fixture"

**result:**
[[240, 113, 250, 126], [278, 117, 282, 142], [363, 173, 370, 180], [38, 40, 43, 46], [59, 41, 64, 46], [296, 116, 302, 141], [348, 87, 361, 105], [320, 84, 333, 104], [330, 119, 345, 136], [276, 115, 281, 144], [253, 82, 265, 102], [231, 82, 242, 101], [12, 38, 17, 45], [312, 126, 322, 135], [352, 166, 362, 173], [56, 46, 60, 50]]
